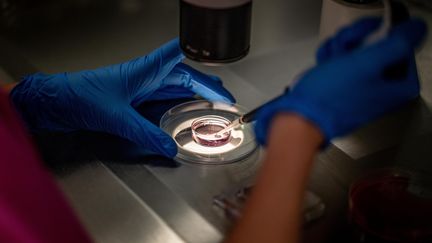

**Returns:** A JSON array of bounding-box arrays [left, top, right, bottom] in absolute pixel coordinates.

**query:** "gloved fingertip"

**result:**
[[391, 18, 427, 48], [153, 38, 185, 67], [316, 17, 382, 63], [316, 41, 331, 63], [253, 122, 268, 146], [220, 92, 236, 104], [353, 17, 382, 30], [209, 75, 223, 85], [172, 63, 236, 104], [158, 135, 178, 158], [407, 18, 427, 47], [164, 38, 182, 53], [253, 104, 279, 146], [203, 91, 236, 105], [337, 17, 381, 40]]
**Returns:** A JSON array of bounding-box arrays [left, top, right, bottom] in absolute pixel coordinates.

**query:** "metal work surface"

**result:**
[[58, 161, 186, 243], [1, 0, 432, 242]]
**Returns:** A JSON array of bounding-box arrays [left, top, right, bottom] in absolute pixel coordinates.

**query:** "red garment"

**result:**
[[0, 90, 92, 242]]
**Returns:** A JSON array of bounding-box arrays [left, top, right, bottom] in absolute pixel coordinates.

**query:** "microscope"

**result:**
[[178, 0, 408, 136], [179, 0, 252, 64], [178, 0, 401, 65]]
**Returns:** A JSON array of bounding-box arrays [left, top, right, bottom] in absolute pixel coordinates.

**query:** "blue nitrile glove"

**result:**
[[316, 17, 382, 63], [255, 18, 427, 145], [10, 39, 235, 158]]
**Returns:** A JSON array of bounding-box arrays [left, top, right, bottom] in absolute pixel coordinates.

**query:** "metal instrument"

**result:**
[[179, 0, 252, 64]]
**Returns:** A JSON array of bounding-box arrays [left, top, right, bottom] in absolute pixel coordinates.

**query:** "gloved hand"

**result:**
[[316, 17, 382, 63], [255, 18, 427, 145], [11, 38, 235, 158]]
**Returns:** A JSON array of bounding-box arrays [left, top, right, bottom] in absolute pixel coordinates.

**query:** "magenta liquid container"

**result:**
[[191, 115, 231, 147], [349, 169, 432, 243]]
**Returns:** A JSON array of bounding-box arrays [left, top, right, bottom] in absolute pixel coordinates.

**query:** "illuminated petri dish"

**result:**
[[160, 100, 258, 165], [191, 115, 231, 147]]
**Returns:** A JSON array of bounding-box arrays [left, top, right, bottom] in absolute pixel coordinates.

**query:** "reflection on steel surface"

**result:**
[[214, 186, 326, 225]]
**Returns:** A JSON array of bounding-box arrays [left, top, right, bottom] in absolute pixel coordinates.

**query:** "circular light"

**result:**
[[160, 100, 258, 165], [191, 115, 232, 147]]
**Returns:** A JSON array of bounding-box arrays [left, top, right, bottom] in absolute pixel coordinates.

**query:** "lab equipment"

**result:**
[[254, 18, 426, 145], [349, 169, 432, 242], [180, 0, 252, 64], [319, 0, 408, 63], [319, 0, 384, 42], [191, 115, 232, 146], [375, 0, 411, 80], [216, 1, 409, 139], [213, 91, 287, 138], [10, 39, 235, 158], [321, 0, 412, 80], [160, 100, 257, 165], [363, 0, 392, 44]]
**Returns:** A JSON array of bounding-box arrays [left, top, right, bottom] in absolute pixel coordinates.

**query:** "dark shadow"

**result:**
[[34, 98, 196, 175]]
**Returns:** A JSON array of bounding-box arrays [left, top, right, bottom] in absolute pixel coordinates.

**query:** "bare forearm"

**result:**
[[226, 113, 323, 243]]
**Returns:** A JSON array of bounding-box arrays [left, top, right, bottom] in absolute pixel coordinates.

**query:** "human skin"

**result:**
[[226, 113, 323, 243]]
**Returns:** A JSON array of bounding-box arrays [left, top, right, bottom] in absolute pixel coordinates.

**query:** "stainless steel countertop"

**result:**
[[1, 0, 431, 242]]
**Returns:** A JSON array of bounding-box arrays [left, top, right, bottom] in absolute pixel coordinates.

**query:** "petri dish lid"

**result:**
[[160, 100, 258, 165]]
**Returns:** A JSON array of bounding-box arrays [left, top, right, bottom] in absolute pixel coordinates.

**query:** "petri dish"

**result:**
[[160, 100, 258, 165], [349, 169, 432, 243], [191, 115, 232, 147]]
